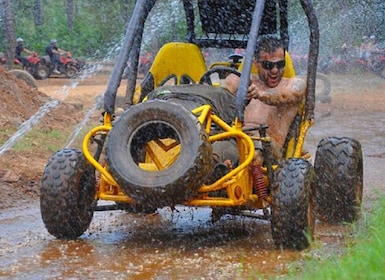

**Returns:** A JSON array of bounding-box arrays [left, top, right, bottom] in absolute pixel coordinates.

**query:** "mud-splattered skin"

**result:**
[[244, 46, 306, 158]]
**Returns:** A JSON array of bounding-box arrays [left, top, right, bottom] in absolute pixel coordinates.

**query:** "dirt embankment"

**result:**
[[0, 65, 85, 208]]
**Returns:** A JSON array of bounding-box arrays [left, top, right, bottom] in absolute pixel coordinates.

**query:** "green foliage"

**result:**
[[1, 0, 135, 58], [2, 1, 385, 60], [11, 129, 66, 152], [285, 196, 385, 280]]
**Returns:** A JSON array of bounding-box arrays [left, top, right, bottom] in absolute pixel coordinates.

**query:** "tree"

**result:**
[[66, 0, 74, 31], [34, 0, 43, 27], [0, 0, 16, 70]]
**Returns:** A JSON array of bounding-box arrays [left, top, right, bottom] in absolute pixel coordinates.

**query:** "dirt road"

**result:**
[[0, 70, 384, 279]]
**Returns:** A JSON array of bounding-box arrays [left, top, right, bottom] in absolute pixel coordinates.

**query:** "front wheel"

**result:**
[[314, 137, 363, 224], [34, 63, 50, 79], [375, 61, 385, 79], [40, 149, 96, 239], [271, 158, 316, 250], [65, 65, 78, 78]]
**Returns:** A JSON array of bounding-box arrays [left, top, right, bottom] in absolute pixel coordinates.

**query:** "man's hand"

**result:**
[[247, 84, 260, 99]]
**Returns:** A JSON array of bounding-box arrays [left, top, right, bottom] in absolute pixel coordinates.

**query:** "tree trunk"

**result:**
[[0, 0, 16, 70], [34, 0, 43, 26], [66, 0, 74, 31]]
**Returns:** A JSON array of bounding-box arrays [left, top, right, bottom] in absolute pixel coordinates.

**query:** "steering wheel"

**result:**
[[199, 66, 241, 86]]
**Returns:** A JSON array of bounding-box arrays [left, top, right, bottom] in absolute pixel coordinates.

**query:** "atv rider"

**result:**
[[15, 38, 34, 69], [45, 39, 66, 74]]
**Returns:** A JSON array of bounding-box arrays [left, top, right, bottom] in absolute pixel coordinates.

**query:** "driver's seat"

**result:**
[[136, 42, 207, 103]]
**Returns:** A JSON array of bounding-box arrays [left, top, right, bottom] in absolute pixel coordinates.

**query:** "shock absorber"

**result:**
[[250, 162, 267, 199]]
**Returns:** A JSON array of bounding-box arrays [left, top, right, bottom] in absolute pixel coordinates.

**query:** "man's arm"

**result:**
[[247, 78, 306, 106], [23, 48, 33, 55]]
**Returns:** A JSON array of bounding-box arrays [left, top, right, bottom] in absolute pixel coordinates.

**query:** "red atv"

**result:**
[[0, 52, 6, 65], [39, 51, 85, 79], [0, 51, 49, 80]]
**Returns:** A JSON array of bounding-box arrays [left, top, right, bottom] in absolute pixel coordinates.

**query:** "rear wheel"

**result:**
[[40, 149, 96, 239], [314, 137, 363, 223], [106, 100, 212, 208], [271, 158, 315, 250], [34, 63, 50, 79], [315, 72, 331, 103], [376, 61, 385, 79]]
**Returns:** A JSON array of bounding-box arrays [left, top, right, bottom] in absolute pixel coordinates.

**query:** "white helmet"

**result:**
[[16, 38, 23, 43], [370, 35, 376, 40], [51, 39, 57, 44]]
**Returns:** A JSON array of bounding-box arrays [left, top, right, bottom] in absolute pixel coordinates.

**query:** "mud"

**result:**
[[0, 70, 384, 279]]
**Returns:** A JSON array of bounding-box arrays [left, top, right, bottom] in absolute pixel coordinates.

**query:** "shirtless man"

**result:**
[[227, 34, 306, 161]]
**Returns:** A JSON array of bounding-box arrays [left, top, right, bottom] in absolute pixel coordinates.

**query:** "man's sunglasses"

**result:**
[[259, 59, 286, 70]]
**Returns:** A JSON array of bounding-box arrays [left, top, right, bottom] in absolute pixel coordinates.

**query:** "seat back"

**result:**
[[137, 42, 207, 102]]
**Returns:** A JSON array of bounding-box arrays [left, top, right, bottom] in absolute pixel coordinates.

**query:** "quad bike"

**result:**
[[122, 52, 153, 79], [38, 51, 84, 79], [0, 52, 6, 65], [319, 49, 385, 79], [0, 51, 49, 80], [40, 0, 363, 250]]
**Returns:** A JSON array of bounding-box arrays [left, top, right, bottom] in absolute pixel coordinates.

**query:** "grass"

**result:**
[[5, 128, 68, 153], [285, 196, 385, 280], [0, 120, 95, 154]]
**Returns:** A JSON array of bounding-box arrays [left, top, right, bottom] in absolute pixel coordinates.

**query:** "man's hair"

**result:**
[[255, 34, 285, 61]]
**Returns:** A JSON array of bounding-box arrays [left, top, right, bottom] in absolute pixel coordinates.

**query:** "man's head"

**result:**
[[370, 35, 376, 43], [254, 34, 285, 88], [16, 38, 24, 44], [50, 39, 57, 45]]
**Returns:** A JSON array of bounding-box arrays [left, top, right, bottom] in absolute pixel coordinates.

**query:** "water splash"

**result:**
[[0, 59, 107, 156], [0, 28, 131, 157], [0, 99, 60, 155], [65, 95, 104, 148]]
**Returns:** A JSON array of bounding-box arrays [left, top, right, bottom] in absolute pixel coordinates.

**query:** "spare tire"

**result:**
[[106, 100, 212, 208]]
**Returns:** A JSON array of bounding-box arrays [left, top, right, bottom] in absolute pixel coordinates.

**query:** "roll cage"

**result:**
[[103, 0, 319, 122]]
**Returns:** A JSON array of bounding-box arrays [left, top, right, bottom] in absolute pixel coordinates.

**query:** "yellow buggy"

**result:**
[[40, 0, 363, 250]]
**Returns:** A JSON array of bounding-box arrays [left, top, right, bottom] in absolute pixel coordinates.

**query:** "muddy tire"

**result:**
[[34, 63, 50, 79], [314, 137, 363, 224], [40, 149, 96, 239], [315, 72, 331, 103], [376, 61, 385, 79], [65, 65, 78, 78], [106, 100, 212, 208], [9, 69, 37, 88], [271, 158, 316, 250]]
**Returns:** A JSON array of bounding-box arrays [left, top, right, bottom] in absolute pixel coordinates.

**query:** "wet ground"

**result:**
[[0, 201, 351, 279], [1, 72, 385, 279]]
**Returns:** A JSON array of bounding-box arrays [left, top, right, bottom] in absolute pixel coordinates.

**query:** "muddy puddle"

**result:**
[[0, 201, 350, 279]]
